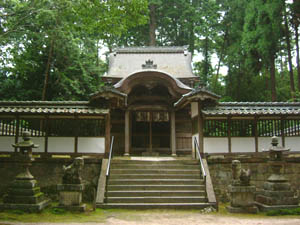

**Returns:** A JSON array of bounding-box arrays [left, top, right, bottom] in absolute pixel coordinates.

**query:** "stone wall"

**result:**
[[208, 155, 300, 203], [0, 157, 101, 202]]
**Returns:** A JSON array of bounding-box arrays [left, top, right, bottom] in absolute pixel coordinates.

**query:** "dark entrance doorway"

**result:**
[[131, 111, 170, 155]]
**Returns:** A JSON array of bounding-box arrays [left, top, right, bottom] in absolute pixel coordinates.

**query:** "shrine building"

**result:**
[[1, 46, 300, 157]]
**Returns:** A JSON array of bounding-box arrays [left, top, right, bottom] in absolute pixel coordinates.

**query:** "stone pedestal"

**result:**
[[0, 132, 50, 212], [255, 162, 298, 211], [255, 136, 299, 211], [227, 185, 258, 213], [57, 184, 86, 212], [0, 178, 51, 212]]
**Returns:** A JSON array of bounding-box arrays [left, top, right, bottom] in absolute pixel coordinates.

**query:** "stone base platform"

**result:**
[[142, 152, 159, 156], [255, 202, 299, 212], [0, 199, 51, 212], [226, 205, 258, 214]]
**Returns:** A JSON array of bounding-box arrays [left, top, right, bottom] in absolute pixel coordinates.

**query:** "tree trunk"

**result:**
[[149, 4, 156, 46], [280, 52, 284, 78], [214, 31, 227, 91], [203, 37, 209, 85], [295, 23, 300, 90], [42, 38, 54, 101], [284, 5, 296, 96], [270, 55, 277, 102]]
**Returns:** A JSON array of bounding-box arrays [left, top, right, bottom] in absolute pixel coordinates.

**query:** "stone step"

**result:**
[[106, 196, 207, 204], [107, 184, 205, 191], [111, 159, 199, 165], [107, 190, 205, 197], [110, 169, 200, 175], [108, 179, 204, 185], [97, 202, 215, 209], [111, 164, 200, 170], [109, 174, 201, 179]]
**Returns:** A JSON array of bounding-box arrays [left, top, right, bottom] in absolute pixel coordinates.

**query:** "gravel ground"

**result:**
[[1, 213, 300, 225]]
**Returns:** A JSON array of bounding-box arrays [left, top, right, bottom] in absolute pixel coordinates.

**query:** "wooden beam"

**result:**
[[105, 113, 111, 158], [45, 116, 49, 154], [74, 116, 79, 154], [227, 116, 232, 153], [254, 116, 258, 153], [149, 113, 152, 154], [198, 102, 204, 153], [171, 111, 176, 156], [14, 116, 19, 153], [281, 116, 285, 147], [124, 110, 130, 156]]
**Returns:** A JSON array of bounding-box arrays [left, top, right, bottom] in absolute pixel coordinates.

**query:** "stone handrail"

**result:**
[[202, 158, 217, 209]]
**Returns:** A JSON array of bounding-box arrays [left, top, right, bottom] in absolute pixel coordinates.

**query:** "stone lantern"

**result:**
[[0, 132, 50, 212], [255, 136, 298, 211], [12, 131, 38, 180]]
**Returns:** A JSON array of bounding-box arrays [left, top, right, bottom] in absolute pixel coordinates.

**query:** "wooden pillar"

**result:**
[[124, 110, 130, 156], [171, 111, 176, 156], [254, 116, 258, 153], [105, 113, 111, 158], [74, 116, 79, 154], [227, 116, 232, 153], [14, 116, 20, 153], [281, 116, 285, 147], [198, 102, 204, 153], [149, 113, 153, 154], [44, 116, 49, 153]]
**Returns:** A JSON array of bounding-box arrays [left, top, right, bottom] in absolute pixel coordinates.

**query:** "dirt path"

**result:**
[[1, 212, 300, 225]]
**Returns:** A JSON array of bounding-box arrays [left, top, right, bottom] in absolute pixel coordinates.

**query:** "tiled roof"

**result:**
[[0, 101, 108, 115], [174, 88, 220, 107], [202, 102, 300, 116], [90, 86, 127, 98], [107, 46, 194, 78]]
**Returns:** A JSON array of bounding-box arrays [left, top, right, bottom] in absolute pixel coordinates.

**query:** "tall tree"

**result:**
[[283, 1, 295, 97], [291, 0, 300, 90], [0, 0, 148, 101], [243, 0, 284, 101]]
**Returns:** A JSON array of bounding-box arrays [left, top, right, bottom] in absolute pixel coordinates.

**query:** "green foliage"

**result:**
[[0, 0, 148, 101], [266, 207, 300, 216], [0, 0, 297, 102], [50, 207, 66, 215], [10, 209, 25, 215]]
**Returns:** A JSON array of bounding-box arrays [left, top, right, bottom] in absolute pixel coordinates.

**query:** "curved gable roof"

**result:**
[[114, 70, 192, 97]]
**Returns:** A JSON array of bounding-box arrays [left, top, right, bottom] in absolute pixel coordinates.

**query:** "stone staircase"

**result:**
[[96, 157, 216, 209]]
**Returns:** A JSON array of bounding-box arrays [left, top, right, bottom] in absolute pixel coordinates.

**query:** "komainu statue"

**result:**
[[62, 157, 84, 184], [231, 160, 251, 186]]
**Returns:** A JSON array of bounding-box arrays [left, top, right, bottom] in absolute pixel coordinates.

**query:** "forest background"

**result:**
[[0, 0, 299, 102]]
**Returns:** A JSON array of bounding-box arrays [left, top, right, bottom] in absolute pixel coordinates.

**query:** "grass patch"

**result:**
[[0, 203, 106, 223], [266, 208, 300, 216], [1, 203, 300, 223]]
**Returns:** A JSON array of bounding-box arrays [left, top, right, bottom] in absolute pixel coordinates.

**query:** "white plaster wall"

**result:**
[[191, 102, 198, 118], [258, 137, 272, 152], [48, 137, 74, 153], [231, 137, 255, 153], [31, 137, 45, 153], [204, 138, 228, 153], [78, 137, 105, 153], [285, 137, 300, 152], [0, 137, 15, 152]]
